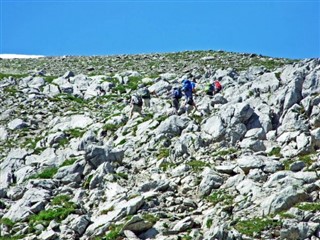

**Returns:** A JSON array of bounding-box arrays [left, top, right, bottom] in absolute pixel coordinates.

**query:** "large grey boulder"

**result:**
[[280, 64, 305, 110], [85, 145, 124, 169], [123, 215, 154, 233], [7, 118, 29, 130], [3, 187, 51, 221], [54, 162, 84, 184], [42, 84, 60, 96], [172, 216, 194, 232], [237, 154, 265, 174], [239, 138, 266, 152], [250, 72, 280, 93], [49, 114, 93, 132], [155, 115, 189, 137], [220, 102, 254, 125], [260, 186, 308, 215], [198, 168, 224, 196], [302, 59, 320, 97], [202, 115, 225, 141], [0, 148, 30, 189], [27, 77, 45, 89]]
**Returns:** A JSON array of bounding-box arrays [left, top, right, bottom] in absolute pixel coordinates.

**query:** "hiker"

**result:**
[[214, 78, 222, 94], [129, 94, 143, 118], [137, 84, 151, 109], [171, 86, 183, 114], [205, 81, 215, 96], [181, 79, 198, 113]]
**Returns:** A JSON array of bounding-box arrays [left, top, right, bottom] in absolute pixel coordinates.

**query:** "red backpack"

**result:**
[[215, 81, 222, 90]]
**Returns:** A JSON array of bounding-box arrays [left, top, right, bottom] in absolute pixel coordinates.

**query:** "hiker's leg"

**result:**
[[129, 106, 134, 118]]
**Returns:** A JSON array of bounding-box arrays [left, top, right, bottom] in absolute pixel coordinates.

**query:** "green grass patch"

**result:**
[[206, 190, 233, 206], [104, 224, 123, 240], [3, 86, 18, 95], [51, 195, 71, 205], [0, 73, 28, 81], [278, 211, 295, 219], [60, 158, 77, 167], [102, 123, 119, 132], [0, 218, 15, 228], [298, 154, 314, 166], [29, 167, 58, 179], [65, 128, 85, 138], [235, 217, 282, 238], [44, 76, 57, 84], [157, 148, 170, 160], [267, 147, 282, 157], [57, 138, 69, 148], [29, 204, 75, 224], [142, 213, 159, 225], [83, 175, 93, 189], [296, 202, 320, 212], [114, 172, 128, 180], [0, 235, 26, 240], [206, 218, 213, 228], [283, 159, 295, 170], [117, 139, 126, 146], [159, 162, 176, 171]]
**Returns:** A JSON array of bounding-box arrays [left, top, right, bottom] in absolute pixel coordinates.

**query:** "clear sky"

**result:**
[[1, 0, 319, 59]]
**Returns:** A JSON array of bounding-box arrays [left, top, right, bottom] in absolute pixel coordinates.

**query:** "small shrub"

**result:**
[[157, 148, 170, 160], [206, 190, 233, 206], [187, 160, 208, 172], [206, 218, 213, 228], [117, 139, 126, 146]]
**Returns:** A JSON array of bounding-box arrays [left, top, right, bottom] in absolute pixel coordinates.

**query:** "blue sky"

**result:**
[[1, 0, 319, 59]]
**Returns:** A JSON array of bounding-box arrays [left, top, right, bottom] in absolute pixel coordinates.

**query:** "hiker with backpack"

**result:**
[[214, 78, 223, 94], [129, 94, 143, 118], [181, 78, 198, 113], [205, 81, 215, 96], [171, 86, 183, 114], [138, 84, 151, 109]]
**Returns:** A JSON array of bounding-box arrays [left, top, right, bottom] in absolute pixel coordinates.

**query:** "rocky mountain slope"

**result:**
[[0, 50, 319, 240]]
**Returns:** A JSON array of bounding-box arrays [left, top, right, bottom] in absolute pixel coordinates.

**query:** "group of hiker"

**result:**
[[129, 75, 223, 118]]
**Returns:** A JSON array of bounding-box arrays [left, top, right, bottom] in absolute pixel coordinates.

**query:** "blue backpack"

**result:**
[[173, 87, 183, 99], [181, 80, 192, 92]]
